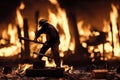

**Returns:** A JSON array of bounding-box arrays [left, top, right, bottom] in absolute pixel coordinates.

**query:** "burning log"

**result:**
[[33, 60, 45, 69], [23, 18, 30, 58], [17, 25, 22, 43], [25, 67, 65, 77]]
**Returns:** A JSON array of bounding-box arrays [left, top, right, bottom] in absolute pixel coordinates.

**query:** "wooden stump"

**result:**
[[33, 60, 45, 69], [26, 67, 65, 77]]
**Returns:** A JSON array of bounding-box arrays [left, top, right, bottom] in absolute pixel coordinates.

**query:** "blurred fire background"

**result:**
[[0, 0, 120, 67]]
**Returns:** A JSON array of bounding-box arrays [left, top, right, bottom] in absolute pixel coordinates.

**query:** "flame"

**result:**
[[42, 57, 56, 67], [0, 2, 24, 57], [29, 31, 35, 40], [109, 4, 120, 56], [16, 2, 24, 28], [19, 64, 32, 71], [8, 24, 18, 43], [16, 64, 32, 74], [36, 0, 74, 67], [88, 4, 120, 61], [77, 21, 91, 40], [0, 23, 21, 57], [0, 42, 21, 57], [1, 0, 120, 66], [2, 30, 8, 39], [49, 0, 58, 5], [48, 0, 72, 53]]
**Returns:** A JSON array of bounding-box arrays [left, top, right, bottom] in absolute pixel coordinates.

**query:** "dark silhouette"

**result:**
[[34, 19, 60, 67]]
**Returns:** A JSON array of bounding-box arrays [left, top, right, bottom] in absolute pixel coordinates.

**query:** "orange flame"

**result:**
[[0, 2, 24, 57], [110, 4, 120, 56], [48, 0, 74, 54], [36, 0, 74, 67], [16, 2, 24, 28]]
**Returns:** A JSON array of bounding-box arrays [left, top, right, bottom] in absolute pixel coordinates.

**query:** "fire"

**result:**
[[8, 24, 18, 43], [37, 0, 74, 67], [0, 43, 21, 57], [42, 57, 56, 67], [77, 21, 91, 42], [93, 4, 120, 60], [102, 4, 120, 59], [16, 64, 32, 74], [0, 23, 21, 57], [109, 4, 120, 56], [77, 3, 120, 61], [16, 2, 24, 28], [19, 64, 32, 71], [48, 0, 73, 54], [0, 0, 120, 67], [0, 2, 24, 57]]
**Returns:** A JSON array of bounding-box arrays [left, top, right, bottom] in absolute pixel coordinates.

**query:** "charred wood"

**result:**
[[66, 10, 89, 56], [23, 18, 30, 59], [110, 23, 114, 57], [35, 10, 39, 33], [26, 67, 65, 77]]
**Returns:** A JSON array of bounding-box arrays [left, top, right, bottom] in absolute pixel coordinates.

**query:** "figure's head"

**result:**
[[39, 19, 48, 27]]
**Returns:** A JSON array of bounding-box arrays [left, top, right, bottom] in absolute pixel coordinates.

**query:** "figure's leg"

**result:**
[[38, 45, 50, 60], [52, 43, 61, 67]]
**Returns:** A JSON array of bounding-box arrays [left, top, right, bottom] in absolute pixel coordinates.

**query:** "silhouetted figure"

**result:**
[[34, 19, 60, 67]]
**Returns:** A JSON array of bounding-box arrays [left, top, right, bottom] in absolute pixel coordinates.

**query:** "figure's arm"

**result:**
[[34, 29, 43, 40]]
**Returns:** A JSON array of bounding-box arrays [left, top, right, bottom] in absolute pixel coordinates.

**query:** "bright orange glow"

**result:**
[[29, 31, 35, 40], [0, 23, 21, 57], [42, 57, 56, 67], [16, 64, 32, 74], [16, 9, 23, 28], [19, 2, 25, 10], [0, 2, 24, 57], [2, 30, 8, 39], [0, 42, 21, 57], [1, 0, 120, 66], [110, 4, 120, 56], [77, 21, 91, 43], [16, 2, 24, 28], [48, 0, 74, 55], [8, 24, 18, 43], [88, 4, 120, 60]]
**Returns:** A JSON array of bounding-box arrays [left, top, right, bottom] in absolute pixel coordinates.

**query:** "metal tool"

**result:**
[[19, 36, 44, 44], [33, 52, 53, 59]]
